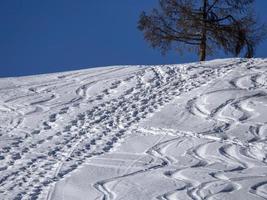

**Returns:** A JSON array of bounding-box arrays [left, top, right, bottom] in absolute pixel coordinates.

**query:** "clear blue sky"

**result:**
[[0, 0, 266, 77]]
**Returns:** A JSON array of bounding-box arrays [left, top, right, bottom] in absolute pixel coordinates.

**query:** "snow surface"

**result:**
[[1, 58, 267, 200]]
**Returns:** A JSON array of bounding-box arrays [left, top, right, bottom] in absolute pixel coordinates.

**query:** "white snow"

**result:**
[[1, 58, 267, 200]]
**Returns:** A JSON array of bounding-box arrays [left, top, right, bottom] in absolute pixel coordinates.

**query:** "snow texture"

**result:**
[[0, 58, 267, 200]]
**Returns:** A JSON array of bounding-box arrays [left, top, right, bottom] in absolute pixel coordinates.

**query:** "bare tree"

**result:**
[[138, 0, 266, 61]]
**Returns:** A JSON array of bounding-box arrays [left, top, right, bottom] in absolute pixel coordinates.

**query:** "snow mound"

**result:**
[[1, 58, 267, 200]]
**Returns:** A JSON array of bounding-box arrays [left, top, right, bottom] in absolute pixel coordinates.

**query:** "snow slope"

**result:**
[[0, 58, 267, 200]]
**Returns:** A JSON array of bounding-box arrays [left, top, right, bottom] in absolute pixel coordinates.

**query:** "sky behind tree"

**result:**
[[0, 0, 266, 77]]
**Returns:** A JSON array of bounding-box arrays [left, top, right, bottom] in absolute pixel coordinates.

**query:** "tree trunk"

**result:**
[[200, 0, 207, 61], [200, 36, 207, 61]]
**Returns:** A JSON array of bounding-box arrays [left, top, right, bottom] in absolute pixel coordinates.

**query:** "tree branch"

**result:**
[[208, 13, 237, 23], [207, 0, 219, 13]]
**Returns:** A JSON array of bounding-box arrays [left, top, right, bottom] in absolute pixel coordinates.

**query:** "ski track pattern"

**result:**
[[0, 59, 266, 200], [87, 59, 267, 200]]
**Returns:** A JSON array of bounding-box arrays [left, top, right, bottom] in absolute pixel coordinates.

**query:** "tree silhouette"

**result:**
[[138, 0, 266, 61]]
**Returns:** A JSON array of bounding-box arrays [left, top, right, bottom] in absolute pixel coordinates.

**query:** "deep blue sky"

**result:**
[[0, 0, 266, 77]]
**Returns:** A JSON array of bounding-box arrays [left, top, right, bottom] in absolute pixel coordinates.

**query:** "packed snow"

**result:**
[[0, 58, 267, 200]]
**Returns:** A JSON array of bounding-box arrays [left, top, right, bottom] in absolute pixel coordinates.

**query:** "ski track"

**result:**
[[1, 59, 267, 200]]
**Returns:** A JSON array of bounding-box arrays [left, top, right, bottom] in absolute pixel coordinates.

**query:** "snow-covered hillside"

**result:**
[[1, 59, 267, 200]]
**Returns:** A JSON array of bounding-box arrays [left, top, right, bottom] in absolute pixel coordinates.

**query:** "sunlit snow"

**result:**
[[1, 59, 267, 200]]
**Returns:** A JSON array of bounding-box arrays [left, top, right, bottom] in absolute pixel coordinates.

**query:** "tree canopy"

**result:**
[[138, 0, 266, 61]]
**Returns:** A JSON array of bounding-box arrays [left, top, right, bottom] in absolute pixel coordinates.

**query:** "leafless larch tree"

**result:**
[[138, 0, 266, 61]]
